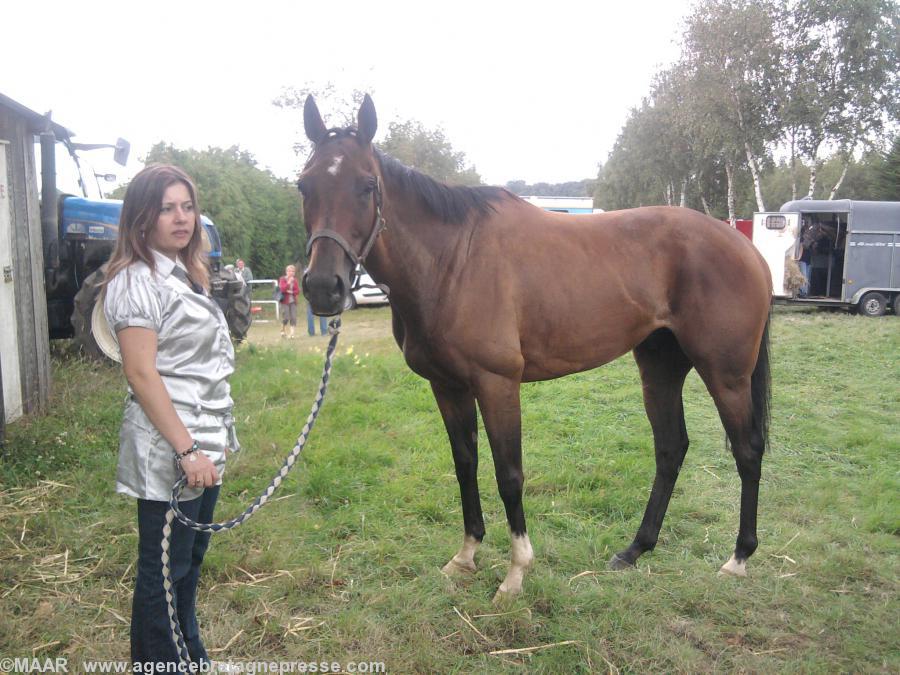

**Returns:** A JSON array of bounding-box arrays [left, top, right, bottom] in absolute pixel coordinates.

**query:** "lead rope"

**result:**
[[161, 317, 341, 668]]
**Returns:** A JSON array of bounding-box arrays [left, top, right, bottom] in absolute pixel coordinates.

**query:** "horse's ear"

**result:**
[[304, 95, 327, 145], [357, 94, 377, 145]]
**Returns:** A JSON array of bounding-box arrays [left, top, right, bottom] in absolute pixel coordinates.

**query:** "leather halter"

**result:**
[[305, 176, 386, 268]]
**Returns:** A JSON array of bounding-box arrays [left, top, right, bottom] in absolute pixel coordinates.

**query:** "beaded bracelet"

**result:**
[[174, 440, 200, 467]]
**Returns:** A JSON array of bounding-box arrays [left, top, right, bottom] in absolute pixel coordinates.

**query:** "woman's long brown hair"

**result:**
[[103, 164, 210, 290]]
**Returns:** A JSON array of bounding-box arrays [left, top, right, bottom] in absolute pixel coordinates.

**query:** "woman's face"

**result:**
[[285, 266, 295, 277], [147, 182, 195, 260]]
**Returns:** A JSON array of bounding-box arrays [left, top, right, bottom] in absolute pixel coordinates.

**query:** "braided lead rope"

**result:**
[[161, 317, 341, 667], [161, 506, 192, 664]]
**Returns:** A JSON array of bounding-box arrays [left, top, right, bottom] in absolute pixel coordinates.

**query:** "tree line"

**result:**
[[594, 0, 899, 220], [504, 179, 596, 197]]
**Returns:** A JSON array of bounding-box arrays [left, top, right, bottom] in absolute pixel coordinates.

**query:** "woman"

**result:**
[[103, 164, 238, 667], [278, 264, 301, 338]]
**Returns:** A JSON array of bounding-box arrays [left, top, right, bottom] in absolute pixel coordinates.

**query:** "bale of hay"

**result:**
[[784, 255, 806, 295]]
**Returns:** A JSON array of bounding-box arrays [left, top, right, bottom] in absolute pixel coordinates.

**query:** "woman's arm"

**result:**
[[118, 326, 219, 487]]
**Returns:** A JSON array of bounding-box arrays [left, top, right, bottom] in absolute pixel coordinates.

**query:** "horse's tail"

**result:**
[[751, 313, 772, 454]]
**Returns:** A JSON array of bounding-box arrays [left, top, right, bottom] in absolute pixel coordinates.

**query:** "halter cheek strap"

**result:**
[[305, 177, 386, 267]]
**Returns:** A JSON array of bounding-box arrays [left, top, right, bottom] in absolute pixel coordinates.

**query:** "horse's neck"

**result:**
[[366, 199, 467, 315]]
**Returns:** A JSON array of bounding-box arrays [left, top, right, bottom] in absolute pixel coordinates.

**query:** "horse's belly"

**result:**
[[520, 342, 631, 382], [517, 307, 657, 382]]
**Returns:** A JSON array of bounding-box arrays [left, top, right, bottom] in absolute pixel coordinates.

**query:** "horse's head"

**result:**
[[299, 94, 383, 316]]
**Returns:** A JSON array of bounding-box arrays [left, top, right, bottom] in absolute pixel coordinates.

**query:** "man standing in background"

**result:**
[[236, 259, 253, 284]]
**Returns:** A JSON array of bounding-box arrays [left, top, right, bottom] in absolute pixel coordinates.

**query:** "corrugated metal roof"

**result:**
[[0, 92, 71, 139]]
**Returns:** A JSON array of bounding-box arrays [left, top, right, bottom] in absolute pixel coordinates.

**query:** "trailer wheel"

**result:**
[[858, 292, 887, 317], [72, 267, 110, 361]]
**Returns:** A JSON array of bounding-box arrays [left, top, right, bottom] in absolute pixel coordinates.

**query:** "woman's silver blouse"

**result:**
[[104, 250, 239, 501]]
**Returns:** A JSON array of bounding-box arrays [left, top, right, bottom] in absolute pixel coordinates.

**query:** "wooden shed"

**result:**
[[0, 93, 63, 442]]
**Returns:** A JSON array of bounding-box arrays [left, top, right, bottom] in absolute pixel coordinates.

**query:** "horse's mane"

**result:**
[[375, 149, 510, 225]]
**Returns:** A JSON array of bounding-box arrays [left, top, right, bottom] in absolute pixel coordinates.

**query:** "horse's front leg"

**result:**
[[476, 374, 533, 602], [431, 383, 484, 576]]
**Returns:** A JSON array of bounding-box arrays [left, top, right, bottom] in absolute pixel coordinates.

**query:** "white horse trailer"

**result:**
[[753, 200, 900, 316]]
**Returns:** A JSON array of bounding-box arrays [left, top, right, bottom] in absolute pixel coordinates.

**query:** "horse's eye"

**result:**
[[297, 178, 308, 195]]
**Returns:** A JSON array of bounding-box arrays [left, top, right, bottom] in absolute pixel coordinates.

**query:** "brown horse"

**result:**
[[300, 95, 773, 601]]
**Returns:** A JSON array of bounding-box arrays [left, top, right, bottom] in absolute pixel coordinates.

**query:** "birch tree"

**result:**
[[681, 0, 783, 212], [780, 0, 899, 199]]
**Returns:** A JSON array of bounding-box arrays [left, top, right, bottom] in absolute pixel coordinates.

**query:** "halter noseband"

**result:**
[[305, 175, 387, 268]]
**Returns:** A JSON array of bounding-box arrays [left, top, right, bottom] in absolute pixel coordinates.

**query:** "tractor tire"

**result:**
[[211, 268, 252, 341], [71, 266, 109, 361], [225, 280, 252, 340]]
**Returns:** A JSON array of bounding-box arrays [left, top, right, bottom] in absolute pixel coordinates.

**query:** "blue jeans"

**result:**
[[307, 304, 327, 335], [132, 486, 220, 668], [798, 261, 810, 297]]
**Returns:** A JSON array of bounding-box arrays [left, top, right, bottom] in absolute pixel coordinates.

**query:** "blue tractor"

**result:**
[[39, 127, 251, 359]]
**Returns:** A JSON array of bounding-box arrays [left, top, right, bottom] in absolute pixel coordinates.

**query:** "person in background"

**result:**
[[102, 164, 239, 668], [236, 258, 253, 284], [307, 304, 328, 336], [278, 264, 300, 338], [303, 265, 328, 336], [796, 219, 813, 298]]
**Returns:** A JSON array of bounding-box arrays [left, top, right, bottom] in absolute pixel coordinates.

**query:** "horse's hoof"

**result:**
[[718, 555, 747, 577], [492, 585, 520, 605], [608, 553, 635, 571], [441, 558, 476, 577]]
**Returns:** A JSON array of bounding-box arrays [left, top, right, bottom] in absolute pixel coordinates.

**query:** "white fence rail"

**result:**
[[249, 279, 280, 323]]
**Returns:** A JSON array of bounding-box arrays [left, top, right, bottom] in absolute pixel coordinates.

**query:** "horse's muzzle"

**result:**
[[302, 270, 347, 316]]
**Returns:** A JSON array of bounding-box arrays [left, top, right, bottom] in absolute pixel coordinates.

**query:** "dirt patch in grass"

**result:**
[[243, 306, 396, 355]]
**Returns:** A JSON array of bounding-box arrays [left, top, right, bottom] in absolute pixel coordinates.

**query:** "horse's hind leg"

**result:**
[[431, 384, 484, 576], [611, 329, 693, 569]]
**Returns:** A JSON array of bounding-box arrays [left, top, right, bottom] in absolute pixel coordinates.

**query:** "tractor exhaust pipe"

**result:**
[[40, 130, 59, 272]]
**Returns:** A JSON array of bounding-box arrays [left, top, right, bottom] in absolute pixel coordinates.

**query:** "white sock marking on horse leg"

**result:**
[[495, 533, 533, 601], [442, 534, 479, 575], [327, 155, 343, 176], [719, 554, 747, 577]]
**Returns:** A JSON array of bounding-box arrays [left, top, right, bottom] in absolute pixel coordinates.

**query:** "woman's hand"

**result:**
[[178, 449, 220, 488]]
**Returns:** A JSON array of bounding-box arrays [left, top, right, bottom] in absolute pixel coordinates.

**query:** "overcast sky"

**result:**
[[3, 0, 693, 188]]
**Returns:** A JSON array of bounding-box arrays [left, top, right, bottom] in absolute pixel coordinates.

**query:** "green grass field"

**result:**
[[1, 307, 897, 672]]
